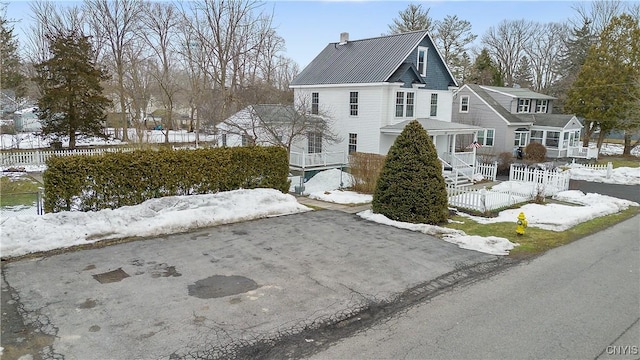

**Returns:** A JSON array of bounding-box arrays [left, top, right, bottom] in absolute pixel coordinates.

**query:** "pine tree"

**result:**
[[0, 13, 26, 97], [33, 31, 111, 149], [372, 120, 449, 225], [388, 4, 435, 34], [565, 14, 640, 151], [468, 48, 503, 86], [514, 56, 533, 89], [550, 20, 594, 111]]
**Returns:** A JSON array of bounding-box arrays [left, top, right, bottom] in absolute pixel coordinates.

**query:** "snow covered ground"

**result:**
[[1, 144, 638, 259]]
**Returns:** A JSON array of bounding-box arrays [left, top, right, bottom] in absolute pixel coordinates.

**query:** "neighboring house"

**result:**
[[13, 107, 42, 132], [1, 90, 18, 115], [289, 31, 482, 185], [452, 84, 597, 159]]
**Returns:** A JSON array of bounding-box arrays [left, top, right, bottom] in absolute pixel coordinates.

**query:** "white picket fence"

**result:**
[[509, 164, 570, 192], [0, 147, 136, 167], [570, 159, 613, 178], [475, 161, 498, 181], [447, 165, 570, 212]]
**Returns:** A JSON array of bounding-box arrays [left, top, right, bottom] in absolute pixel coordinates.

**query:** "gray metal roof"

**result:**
[[291, 31, 431, 85], [516, 114, 579, 128], [467, 84, 532, 125], [380, 118, 481, 134], [481, 86, 556, 100]]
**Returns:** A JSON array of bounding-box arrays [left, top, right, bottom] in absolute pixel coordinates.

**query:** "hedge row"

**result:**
[[43, 146, 291, 213]]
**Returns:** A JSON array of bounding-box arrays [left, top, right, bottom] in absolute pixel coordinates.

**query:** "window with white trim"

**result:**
[[349, 92, 358, 116], [477, 128, 495, 147], [562, 132, 569, 149], [531, 130, 543, 144], [430, 93, 438, 117], [308, 132, 322, 153], [417, 46, 428, 77], [395, 91, 415, 117], [535, 99, 548, 113], [514, 131, 528, 147], [221, 133, 227, 147], [569, 130, 580, 147], [395, 92, 404, 117], [518, 99, 531, 113], [348, 133, 357, 154], [406, 92, 415, 117], [460, 95, 469, 113], [545, 131, 560, 148], [311, 92, 319, 115]]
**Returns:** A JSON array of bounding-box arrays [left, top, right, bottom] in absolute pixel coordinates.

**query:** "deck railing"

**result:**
[[289, 151, 346, 169]]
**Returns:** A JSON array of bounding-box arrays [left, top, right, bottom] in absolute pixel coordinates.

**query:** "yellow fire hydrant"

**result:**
[[516, 212, 528, 236]]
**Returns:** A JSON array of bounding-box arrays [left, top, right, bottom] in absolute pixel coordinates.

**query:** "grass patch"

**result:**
[[445, 206, 640, 257], [0, 174, 42, 207]]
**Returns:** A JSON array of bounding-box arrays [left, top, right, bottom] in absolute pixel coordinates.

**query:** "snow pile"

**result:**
[[358, 210, 517, 256], [309, 190, 372, 204], [1, 189, 310, 258], [566, 164, 640, 185], [458, 190, 638, 232]]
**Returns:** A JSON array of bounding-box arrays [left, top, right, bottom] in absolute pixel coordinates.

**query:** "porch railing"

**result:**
[[289, 151, 346, 169], [568, 146, 599, 160]]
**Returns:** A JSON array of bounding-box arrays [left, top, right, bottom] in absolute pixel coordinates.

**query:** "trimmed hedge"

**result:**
[[43, 146, 290, 213]]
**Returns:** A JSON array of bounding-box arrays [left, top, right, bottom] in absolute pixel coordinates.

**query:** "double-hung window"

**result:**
[[518, 99, 531, 113], [311, 92, 319, 115], [477, 129, 495, 147], [545, 131, 560, 148], [530, 130, 544, 144], [514, 131, 528, 147], [308, 132, 322, 153], [350, 92, 358, 116], [417, 46, 428, 77], [348, 133, 357, 154], [395, 91, 415, 117], [460, 95, 469, 113], [395, 92, 405, 117], [430, 93, 438, 117], [221, 133, 227, 147], [535, 100, 548, 113]]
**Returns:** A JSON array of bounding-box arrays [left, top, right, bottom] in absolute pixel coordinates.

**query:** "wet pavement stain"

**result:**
[[83, 264, 96, 271], [92, 268, 130, 284], [188, 275, 258, 299], [78, 298, 97, 309], [89, 325, 101, 332], [151, 264, 182, 278]]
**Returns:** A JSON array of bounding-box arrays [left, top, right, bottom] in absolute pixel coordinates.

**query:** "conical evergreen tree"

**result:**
[[372, 120, 449, 225], [33, 31, 111, 149], [0, 14, 26, 97], [468, 48, 503, 86]]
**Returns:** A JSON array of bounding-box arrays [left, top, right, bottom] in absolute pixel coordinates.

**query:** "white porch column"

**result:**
[[451, 133, 457, 154]]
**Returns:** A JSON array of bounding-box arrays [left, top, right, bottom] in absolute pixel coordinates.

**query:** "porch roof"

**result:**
[[380, 118, 481, 135]]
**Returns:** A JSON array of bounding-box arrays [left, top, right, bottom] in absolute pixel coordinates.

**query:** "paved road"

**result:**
[[308, 215, 640, 359], [569, 180, 640, 203], [1, 210, 497, 360]]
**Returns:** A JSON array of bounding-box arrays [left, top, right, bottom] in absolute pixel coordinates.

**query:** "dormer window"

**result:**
[[417, 46, 428, 77], [536, 100, 548, 113], [517, 99, 531, 113]]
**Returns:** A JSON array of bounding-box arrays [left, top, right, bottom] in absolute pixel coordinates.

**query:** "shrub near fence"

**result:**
[[43, 146, 290, 213], [349, 152, 386, 194]]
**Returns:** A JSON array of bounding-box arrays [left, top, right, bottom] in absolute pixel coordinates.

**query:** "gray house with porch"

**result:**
[[452, 84, 597, 159]]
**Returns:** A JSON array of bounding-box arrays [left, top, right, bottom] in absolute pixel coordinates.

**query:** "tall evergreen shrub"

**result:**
[[372, 120, 449, 224]]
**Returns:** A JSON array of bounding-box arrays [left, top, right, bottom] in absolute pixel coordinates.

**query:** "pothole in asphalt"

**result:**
[[92, 268, 130, 283], [188, 275, 258, 299]]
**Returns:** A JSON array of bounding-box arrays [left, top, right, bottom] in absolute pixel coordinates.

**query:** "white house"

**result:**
[[289, 31, 482, 185]]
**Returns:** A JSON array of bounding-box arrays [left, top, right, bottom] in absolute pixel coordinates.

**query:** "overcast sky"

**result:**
[[6, 1, 583, 68]]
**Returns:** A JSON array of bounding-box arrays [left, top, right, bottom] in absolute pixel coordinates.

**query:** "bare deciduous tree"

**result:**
[[525, 22, 568, 91], [141, 1, 180, 143], [481, 19, 535, 87], [434, 14, 477, 79], [85, 0, 144, 141]]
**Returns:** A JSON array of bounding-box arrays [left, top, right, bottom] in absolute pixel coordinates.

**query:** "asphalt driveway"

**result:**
[[1, 210, 497, 359]]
